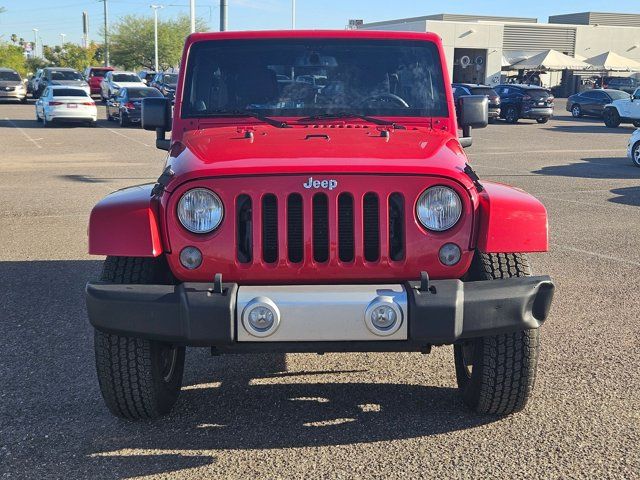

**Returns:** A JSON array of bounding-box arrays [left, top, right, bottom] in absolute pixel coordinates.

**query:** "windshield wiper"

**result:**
[[297, 112, 406, 130], [207, 109, 288, 128]]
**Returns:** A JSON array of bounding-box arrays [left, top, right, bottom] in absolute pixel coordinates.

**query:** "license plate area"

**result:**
[[67, 103, 78, 108], [236, 284, 408, 342]]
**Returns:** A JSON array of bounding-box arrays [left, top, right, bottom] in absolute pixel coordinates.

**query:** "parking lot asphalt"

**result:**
[[1, 99, 638, 479]]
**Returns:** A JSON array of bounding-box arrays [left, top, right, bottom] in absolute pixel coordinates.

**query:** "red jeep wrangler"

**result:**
[[86, 31, 554, 419]]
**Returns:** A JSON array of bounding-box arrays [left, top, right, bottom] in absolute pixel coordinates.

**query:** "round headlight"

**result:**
[[416, 186, 462, 232], [177, 188, 224, 233]]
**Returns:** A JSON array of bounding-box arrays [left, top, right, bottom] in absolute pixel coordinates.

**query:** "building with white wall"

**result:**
[[358, 12, 640, 90]]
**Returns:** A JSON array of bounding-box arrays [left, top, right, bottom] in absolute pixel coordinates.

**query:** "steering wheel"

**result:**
[[361, 93, 410, 108]]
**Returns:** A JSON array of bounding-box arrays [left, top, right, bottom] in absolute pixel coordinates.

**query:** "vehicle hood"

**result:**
[[165, 125, 473, 191], [0, 80, 22, 87], [51, 80, 87, 87]]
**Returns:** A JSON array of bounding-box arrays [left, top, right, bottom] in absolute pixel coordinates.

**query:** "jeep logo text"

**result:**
[[303, 177, 338, 190]]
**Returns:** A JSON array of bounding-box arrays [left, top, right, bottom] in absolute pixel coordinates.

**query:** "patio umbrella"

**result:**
[[584, 51, 640, 71], [510, 49, 590, 70]]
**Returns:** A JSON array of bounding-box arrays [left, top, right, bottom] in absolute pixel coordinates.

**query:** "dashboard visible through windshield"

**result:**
[[182, 39, 449, 119]]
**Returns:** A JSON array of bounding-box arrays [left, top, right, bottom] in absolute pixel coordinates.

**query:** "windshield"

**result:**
[[52, 88, 89, 97], [0, 71, 21, 81], [608, 90, 631, 100], [91, 69, 110, 77], [163, 74, 178, 85], [127, 88, 163, 98], [183, 39, 448, 118], [51, 70, 82, 81], [470, 87, 497, 97], [113, 74, 140, 83]]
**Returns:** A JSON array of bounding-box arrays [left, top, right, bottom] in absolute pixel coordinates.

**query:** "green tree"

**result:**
[[0, 43, 27, 75], [43, 42, 101, 71], [110, 14, 205, 70]]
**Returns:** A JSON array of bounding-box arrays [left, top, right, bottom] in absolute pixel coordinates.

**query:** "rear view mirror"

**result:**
[[457, 95, 488, 148], [142, 97, 172, 150]]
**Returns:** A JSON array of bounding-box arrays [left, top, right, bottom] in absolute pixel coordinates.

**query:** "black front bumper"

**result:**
[[86, 276, 554, 352]]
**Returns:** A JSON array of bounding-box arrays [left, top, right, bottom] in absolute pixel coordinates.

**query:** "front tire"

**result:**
[[631, 141, 640, 168], [454, 253, 540, 415], [536, 117, 549, 124], [93, 256, 184, 420], [571, 104, 582, 118], [603, 108, 621, 128], [119, 111, 129, 127], [505, 106, 519, 124], [633, 121, 640, 128]]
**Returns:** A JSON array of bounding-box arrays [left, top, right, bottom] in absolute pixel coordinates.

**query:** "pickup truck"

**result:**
[[86, 30, 554, 420]]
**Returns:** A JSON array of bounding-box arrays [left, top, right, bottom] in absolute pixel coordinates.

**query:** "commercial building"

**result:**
[[358, 12, 640, 91]]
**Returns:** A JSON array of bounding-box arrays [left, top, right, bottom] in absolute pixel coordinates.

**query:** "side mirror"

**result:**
[[457, 95, 488, 148], [142, 97, 172, 151]]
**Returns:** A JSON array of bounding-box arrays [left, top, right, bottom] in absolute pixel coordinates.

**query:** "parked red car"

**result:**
[[86, 30, 554, 420], [83, 66, 114, 95]]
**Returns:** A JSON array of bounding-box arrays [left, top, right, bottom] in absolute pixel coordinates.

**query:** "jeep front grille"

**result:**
[[236, 191, 405, 266]]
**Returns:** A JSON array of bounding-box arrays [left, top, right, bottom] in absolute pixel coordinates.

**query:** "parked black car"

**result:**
[[602, 76, 639, 94], [105, 86, 163, 127], [566, 89, 631, 118], [493, 84, 554, 124], [452, 83, 501, 121], [150, 72, 178, 101]]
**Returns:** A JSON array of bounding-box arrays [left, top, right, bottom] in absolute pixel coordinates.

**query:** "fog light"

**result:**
[[242, 297, 281, 337], [439, 243, 461, 266], [179, 246, 202, 269], [364, 296, 403, 336]]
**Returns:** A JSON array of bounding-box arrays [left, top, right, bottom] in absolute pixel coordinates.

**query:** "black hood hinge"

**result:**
[[151, 166, 174, 197], [463, 164, 484, 192]]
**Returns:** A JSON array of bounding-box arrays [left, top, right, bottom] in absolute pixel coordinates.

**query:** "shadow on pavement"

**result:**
[[1, 260, 494, 479], [533, 157, 640, 179], [543, 124, 635, 134], [610, 186, 640, 206]]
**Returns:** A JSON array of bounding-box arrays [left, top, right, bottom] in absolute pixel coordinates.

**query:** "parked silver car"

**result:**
[[0, 68, 27, 102]]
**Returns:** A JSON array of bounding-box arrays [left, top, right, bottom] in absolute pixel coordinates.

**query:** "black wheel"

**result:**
[[454, 253, 540, 415], [571, 104, 582, 118], [631, 141, 640, 168], [94, 256, 184, 420], [119, 111, 129, 127], [35, 110, 42, 122], [603, 108, 621, 128], [21, 96, 28, 104], [536, 117, 549, 124], [505, 107, 519, 124], [42, 115, 50, 128], [633, 121, 640, 128]]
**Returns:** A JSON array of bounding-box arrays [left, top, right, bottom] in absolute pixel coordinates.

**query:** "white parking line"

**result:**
[[552, 244, 640, 267], [3, 117, 42, 149], [472, 149, 626, 156], [98, 125, 152, 148]]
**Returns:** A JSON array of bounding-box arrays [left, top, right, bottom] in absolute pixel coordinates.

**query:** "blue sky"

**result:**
[[1, 0, 639, 46]]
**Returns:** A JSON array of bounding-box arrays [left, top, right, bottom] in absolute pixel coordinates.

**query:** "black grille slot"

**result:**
[[389, 193, 405, 261], [338, 193, 354, 262], [363, 192, 380, 262], [262, 194, 278, 263], [287, 193, 303, 263], [236, 195, 252, 263], [312, 193, 329, 262]]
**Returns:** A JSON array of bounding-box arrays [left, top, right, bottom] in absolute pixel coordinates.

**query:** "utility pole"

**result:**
[[32, 28, 38, 58], [220, 0, 227, 32], [150, 5, 164, 72], [82, 11, 89, 48], [102, 0, 109, 66], [292, 0, 296, 29], [189, 0, 195, 33], [60, 33, 66, 46]]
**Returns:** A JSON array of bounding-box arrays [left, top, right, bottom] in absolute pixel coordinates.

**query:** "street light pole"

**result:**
[[220, 0, 227, 32], [102, 0, 110, 66], [150, 5, 164, 72], [190, 0, 195, 33], [292, 0, 296, 29], [32, 28, 38, 58], [60, 33, 66, 46]]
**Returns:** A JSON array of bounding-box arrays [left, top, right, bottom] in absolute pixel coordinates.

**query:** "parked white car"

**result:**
[[100, 71, 145, 101], [35, 86, 97, 127], [628, 129, 640, 167]]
